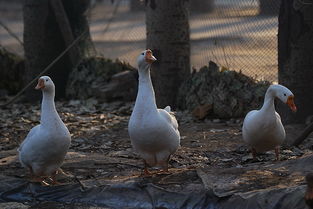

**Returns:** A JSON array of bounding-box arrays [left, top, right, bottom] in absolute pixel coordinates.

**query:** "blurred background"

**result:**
[[1, 0, 280, 82]]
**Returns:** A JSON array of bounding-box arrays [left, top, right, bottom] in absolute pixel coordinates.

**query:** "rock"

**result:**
[[96, 70, 138, 102], [118, 105, 132, 115], [106, 101, 124, 111], [66, 57, 137, 102], [229, 118, 235, 123], [292, 146, 304, 156], [74, 138, 86, 143], [242, 155, 254, 162], [68, 100, 81, 106], [0, 46, 25, 95], [192, 104, 213, 119], [209, 128, 225, 133], [177, 61, 270, 119], [212, 119, 221, 123], [104, 141, 113, 146], [85, 98, 98, 109], [235, 119, 242, 124], [220, 158, 233, 162], [235, 145, 249, 154]]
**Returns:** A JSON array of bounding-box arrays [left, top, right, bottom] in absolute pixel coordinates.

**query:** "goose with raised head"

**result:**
[[242, 84, 297, 160], [18, 76, 71, 184], [128, 49, 180, 175]]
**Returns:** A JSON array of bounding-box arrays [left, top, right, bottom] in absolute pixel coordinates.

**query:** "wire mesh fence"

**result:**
[[91, 0, 280, 82], [0, 0, 280, 82]]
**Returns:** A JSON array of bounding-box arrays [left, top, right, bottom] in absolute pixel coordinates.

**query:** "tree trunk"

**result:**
[[189, 0, 214, 13], [277, 0, 313, 124], [260, 0, 281, 16], [259, 0, 280, 16], [146, 0, 190, 109], [23, 0, 93, 101], [62, 0, 95, 57], [130, 0, 144, 12]]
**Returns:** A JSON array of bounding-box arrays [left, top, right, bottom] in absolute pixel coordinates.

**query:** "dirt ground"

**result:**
[[1, 99, 313, 208]]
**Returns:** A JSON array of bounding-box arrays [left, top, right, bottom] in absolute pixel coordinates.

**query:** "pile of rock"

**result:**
[[0, 46, 24, 95], [66, 57, 138, 102], [177, 61, 270, 119]]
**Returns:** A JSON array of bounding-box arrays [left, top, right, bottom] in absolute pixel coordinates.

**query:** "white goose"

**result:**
[[242, 84, 297, 160], [128, 49, 180, 174], [18, 76, 71, 184]]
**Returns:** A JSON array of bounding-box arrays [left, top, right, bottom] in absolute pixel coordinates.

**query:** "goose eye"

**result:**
[[46, 79, 49, 82], [284, 93, 286, 96], [141, 53, 144, 55]]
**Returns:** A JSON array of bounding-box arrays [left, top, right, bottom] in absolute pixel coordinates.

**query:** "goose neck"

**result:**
[[40, 91, 61, 127], [260, 89, 275, 113], [135, 66, 157, 112], [138, 66, 152, 82]]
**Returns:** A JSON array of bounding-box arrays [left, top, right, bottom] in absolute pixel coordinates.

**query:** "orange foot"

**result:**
[[142, 167, 152, 177]]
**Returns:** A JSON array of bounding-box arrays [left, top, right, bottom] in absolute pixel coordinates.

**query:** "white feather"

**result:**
[[242, 84, 294, 152], [128, 51, 180, 167], [18, 76, 71, 176]]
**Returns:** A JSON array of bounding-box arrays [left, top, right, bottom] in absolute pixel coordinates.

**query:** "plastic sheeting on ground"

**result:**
[[0, 174, 307, 209], [2, 153, 313, 208]]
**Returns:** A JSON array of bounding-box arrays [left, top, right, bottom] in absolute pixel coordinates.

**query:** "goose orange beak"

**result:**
[[35, 78, 45, 90], [145, 49, 157, 64], [286, 95, 297, 112]]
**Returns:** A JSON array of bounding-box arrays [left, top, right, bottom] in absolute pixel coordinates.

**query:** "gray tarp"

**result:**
[[1, 152, 312, 208], [0, 175, 307, 209]]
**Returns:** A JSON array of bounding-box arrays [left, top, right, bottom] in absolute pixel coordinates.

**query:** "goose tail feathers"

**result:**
[[164, 106, 171, 113]]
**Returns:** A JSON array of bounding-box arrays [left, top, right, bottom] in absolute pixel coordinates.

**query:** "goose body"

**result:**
[[128, 50, 180, 173], [242, 84, 296, 159], [18, 76, 71, 183]]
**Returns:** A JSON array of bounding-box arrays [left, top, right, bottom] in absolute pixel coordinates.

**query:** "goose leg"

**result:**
[[30, 175, 45, 183], [143, 159, 151, 176], [275, 146, 280, 161], [50, 170, 60, 185], [251, 148, 257, 160], [161, 155, 171, 174], [28, 168, 49, 186], [162, 164, 169, 173]]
